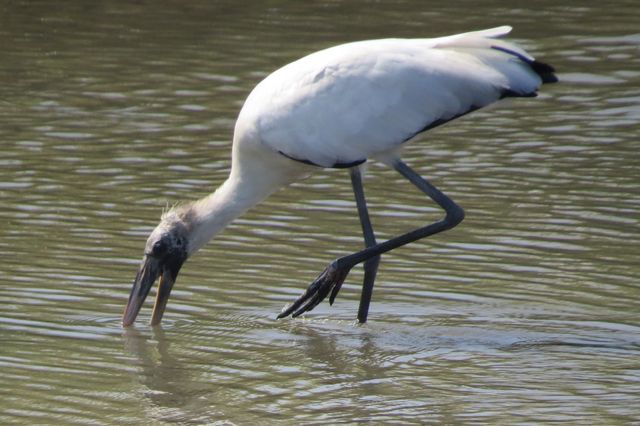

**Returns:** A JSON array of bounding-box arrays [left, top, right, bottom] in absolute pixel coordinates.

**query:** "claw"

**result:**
[[329, 280, 343, 305], [278, 260, 352, 319]]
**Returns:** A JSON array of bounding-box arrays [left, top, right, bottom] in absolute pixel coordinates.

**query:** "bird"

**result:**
[[122, 25, 557, 327]]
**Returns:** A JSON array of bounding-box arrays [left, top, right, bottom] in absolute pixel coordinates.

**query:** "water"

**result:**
[[1, 0, 639, 423]]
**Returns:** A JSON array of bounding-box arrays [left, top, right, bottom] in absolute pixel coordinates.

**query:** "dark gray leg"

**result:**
[[323, 167, 379, 323], [277, 159, 464, 320], [349, 167, 380, 323]]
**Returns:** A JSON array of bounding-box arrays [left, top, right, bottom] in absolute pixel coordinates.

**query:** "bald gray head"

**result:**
[[121, 175, 265, 326], [122, 210, 191, 326]]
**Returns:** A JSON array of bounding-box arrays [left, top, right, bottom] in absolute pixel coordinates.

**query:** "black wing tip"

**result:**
[[491, 45, 558, 84], [501, 89, 537, 99], [278, 150, 366, 169], [531, 60, 558, 84]]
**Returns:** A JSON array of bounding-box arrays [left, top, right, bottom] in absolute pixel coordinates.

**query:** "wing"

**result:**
[[238, 26, 555, 168]]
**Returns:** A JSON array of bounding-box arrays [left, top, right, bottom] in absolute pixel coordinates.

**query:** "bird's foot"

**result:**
[[277, 260, 352, 319]]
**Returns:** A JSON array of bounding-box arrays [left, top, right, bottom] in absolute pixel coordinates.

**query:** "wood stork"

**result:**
[[122, 26, 557, 326]]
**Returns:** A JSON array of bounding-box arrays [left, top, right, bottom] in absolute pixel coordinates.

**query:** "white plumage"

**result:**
[[122, 26, 556, 326], [238, 26, 543, 168]]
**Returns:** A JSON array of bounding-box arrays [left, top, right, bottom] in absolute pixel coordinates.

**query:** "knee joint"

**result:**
[[446, 204, 465, 228]]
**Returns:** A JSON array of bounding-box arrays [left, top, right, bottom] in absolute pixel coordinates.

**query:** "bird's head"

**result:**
[[122, 211, 190, 326]]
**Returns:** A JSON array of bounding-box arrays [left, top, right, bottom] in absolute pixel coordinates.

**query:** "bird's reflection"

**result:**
[[119, 314, 443, 421], [121, 326, 199, 421]]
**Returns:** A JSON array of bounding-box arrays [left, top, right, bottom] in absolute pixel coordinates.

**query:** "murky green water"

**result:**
[[1, 0, 639, 424]]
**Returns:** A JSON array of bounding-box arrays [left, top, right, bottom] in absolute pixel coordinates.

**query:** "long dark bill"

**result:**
[[150, 269, 177, 326], [122, 256, 161, 326]]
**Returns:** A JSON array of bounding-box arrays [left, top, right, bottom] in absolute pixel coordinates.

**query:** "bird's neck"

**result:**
[[185, 174, 272, 255]]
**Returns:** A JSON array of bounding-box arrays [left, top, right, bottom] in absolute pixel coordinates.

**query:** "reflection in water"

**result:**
[[1, 0, 639, 423], [114, 311, 640, 423], [122, 327, 201, 422]]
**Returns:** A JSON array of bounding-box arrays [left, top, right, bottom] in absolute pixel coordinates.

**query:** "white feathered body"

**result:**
[[161, 26, 555, 260], [233, 26, 544, 177]]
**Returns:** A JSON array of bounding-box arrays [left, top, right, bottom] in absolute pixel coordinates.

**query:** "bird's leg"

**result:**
[[277, 168, 378, 320], [340, 159, 465, 268], [277, 167, 380, 320], [323, 167, 380, 321], [278, 159, 464, 320], [349, 167, 380, 323]]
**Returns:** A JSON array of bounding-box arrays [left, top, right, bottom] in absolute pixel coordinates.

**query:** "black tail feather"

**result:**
[[531, 60, 558, 84], [491, 45, 558, 84]]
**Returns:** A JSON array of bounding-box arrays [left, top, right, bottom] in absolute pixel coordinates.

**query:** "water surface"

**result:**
[[1, 0, 639, 424]]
